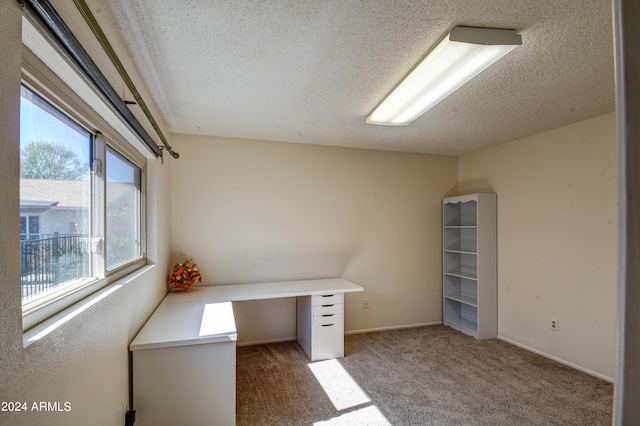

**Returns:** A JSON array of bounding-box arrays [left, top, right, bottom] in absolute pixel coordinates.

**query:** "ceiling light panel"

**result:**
[[367, 26, 522, 126]]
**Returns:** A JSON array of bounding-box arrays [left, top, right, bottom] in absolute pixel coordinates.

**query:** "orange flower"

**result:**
[[169, 257, 202, 289]]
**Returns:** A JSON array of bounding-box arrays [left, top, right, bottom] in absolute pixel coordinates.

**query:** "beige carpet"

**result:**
[[236, 325, 613, 425]]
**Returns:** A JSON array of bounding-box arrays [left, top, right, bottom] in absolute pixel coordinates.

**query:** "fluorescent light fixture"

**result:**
[[366, 26, 522, 126]]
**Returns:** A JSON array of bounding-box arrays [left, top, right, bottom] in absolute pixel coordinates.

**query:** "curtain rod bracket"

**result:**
[[157, 145, 179, 164]]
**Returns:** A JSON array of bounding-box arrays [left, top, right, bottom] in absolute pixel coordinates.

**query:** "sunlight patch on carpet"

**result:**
[[308, 359, 372, 411]]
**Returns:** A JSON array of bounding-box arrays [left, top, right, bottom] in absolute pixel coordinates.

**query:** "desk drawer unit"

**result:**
[[297, 293, 345, 361]]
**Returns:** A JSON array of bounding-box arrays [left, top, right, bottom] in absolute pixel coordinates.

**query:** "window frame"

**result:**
[[20, 36, 148, 331]]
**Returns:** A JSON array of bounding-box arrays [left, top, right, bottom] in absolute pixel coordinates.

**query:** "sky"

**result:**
[[20, 87, 91, 169], [20, 85, 137, 184]]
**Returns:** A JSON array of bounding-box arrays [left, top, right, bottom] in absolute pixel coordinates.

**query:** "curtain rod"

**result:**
[[72, 0, 179, 159], [19, 0, 178, 160]]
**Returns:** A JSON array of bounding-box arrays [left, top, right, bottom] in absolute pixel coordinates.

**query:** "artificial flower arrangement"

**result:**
[[169, 257, 202, 291]]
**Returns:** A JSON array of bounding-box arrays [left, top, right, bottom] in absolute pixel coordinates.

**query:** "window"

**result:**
[[20, 68, 146, 329], [20, 215, 40, 240], [106, 147, 142, 269], [20, 84, 93, 308]]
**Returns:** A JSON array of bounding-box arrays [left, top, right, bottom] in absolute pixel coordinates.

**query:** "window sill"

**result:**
[[23, 264, 156, 348]]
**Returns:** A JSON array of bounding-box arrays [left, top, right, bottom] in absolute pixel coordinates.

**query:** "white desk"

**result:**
[[130, 278, 363, 426]]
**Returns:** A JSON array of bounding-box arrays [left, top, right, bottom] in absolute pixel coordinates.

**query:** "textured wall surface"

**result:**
[[0, 0, 26, 382], [458, 112, 618, 380]]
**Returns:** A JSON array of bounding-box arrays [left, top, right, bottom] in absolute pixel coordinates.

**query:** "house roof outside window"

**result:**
[[20, 179, 89, 209]]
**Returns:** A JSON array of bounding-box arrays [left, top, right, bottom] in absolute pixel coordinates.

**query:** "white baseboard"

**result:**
[[237, 322, 442, 346], [237, 336, 296, 347], [497, 335, 614, 383], [236, 326, 613, 384], [345, 321, 442, 335]]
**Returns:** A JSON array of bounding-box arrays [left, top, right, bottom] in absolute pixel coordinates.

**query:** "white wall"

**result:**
[[170, 134, 457, 343], [0, 2, 172, 425], [458, 112, 618, 380]]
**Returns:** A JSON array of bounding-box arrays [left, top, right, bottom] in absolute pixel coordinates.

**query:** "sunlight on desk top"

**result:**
[[199, 302, 237, 337], [130, 278, 363, 352]]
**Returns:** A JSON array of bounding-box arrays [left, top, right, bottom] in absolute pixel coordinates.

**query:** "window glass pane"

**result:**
[[28, 216, 39, 236], [106, 146, 142, 269], [20, 85, 92, 306]]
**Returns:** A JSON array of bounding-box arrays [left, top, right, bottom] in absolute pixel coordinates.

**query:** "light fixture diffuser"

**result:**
[[366, 26, 522, 126]]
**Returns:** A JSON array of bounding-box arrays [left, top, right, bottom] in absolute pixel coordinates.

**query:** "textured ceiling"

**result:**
[[101, 0, 614, 156]]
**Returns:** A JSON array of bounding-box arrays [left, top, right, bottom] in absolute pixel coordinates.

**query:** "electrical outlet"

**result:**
[[550, 317, 559, 331], [363, 299, 369, 309]]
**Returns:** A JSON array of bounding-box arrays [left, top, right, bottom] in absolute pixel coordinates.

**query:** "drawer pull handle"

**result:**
[[321, 314, 334, 317], [321, 324, 334, 327], [321, 304, 334, 307], [321, 295, 334, 297]]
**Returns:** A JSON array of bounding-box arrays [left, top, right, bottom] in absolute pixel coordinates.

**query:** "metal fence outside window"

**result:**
[[20, 233, 90, 302]]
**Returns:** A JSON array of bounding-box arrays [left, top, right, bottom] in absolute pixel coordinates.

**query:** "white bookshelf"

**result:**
[[442, 193, 497, 339]]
